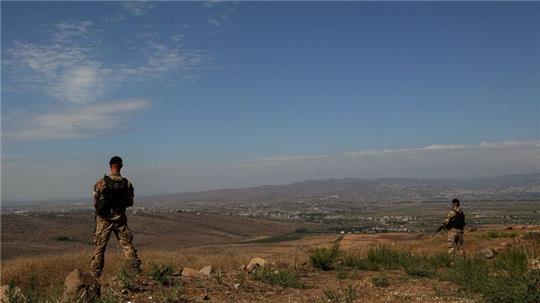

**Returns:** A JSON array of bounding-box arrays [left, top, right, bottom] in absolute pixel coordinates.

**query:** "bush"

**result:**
[[149, 262, 175, 286], [483, 230, 518, 239], [310, 239, 341, 270], [403, 255, 437, 277], [251, 265, 305, 289], [5, 280, 26, 303], [342, 246, 446, 277], [494, 248, 528, 273], [443, 255, 539, 303], [371, 275, 390, 287], [117, 265, 139, 292], [342, 253, 371, 270], [322, 285, 358, 303], [365, 246, 411, 270]]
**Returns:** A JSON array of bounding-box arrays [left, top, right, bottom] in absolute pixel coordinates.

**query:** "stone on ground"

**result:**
[[200, 265, 212, 276], [182, 267, 202, 278], [479, 248, 494, 259], [61, 268, 100, 303], [246, 257, 268, 272]]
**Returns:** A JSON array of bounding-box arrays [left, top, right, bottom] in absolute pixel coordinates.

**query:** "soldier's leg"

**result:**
[[455, 231, 465, 258], [447, 229, 457, 257], [90, 217, 113, 278], [113, 220, 141, 271]]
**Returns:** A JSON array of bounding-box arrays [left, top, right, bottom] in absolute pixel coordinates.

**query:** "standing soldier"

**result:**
[[90, 156, 142, 278], [436, 198, 466, 258]]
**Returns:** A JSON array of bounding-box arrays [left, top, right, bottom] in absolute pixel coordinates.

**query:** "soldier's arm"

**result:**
[[443, 210, 456, 226], [93, 179, 105, 207], [125, 180, 134, 208]]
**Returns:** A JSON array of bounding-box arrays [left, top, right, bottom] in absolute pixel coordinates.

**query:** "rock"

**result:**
[[61, 269, 101, 303], [479, 248, 494, 259], [199, 265, 212, 276], [504, 226, 513, 230], [500, 239, 515, 248], [529, 258, 540, 270], [0, 284, 25, 303], [246, 257, 268, 272], [468, 228, 478, 232], [181, 267, 202, 278]]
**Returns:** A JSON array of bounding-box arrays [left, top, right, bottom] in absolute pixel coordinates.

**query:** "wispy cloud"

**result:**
[[3, 99, 150, 140], [257, 140, 540, 162], [256, 155, 333, 162], [344, 141, 540, 157], [121, 1, 156, 16], [4, 20, 209, 104], [205, 2, 237, 28]]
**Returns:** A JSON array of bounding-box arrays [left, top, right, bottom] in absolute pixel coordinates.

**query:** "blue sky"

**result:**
[[2, 1, 539, 201]]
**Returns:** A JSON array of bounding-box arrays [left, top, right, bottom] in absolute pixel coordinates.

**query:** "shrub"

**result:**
[[342, 253, 371, 270], [402, 255, 437, 277], [251, 265, 305, 289], [428, 252, 452, 268], [371, 275, 390, 287], [483, 230, 518, 239], [342, 246, 446, 277], [5, 280, 26, 303], [117, 265, 139, 292], [443, 255, 539, 303], [310, 239, 341, 270], [322, 285, 358, 303], [494, 248, 528, 274], [365, 246, 411, 270], [149, 262, 175, 286]]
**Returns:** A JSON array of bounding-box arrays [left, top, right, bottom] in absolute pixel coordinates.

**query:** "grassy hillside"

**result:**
[[2, 225, 539, 302]]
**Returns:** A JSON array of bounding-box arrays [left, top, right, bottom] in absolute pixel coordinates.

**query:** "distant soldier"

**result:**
[[436, 198, 466, 258], [90, 156, 141, 278]]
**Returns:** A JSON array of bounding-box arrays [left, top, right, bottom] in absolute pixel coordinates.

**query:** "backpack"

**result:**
[[447, 209, 466, 230], [95, 175, 130, 217]]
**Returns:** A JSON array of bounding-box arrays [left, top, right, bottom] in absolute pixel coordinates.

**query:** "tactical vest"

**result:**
[[447, 209, 466, 230], [95, 175, 130, 217]]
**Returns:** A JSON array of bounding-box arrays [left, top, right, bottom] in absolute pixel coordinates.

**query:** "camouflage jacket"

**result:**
[[443, 206, 463, 229], [93, 173, 134, 212]]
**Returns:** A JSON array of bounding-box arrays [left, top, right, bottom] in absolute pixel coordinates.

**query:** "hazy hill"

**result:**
[[141, 173, 540, 208]]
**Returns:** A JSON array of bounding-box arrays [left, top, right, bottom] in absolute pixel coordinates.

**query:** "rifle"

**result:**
[[432, 225, 446, 236]]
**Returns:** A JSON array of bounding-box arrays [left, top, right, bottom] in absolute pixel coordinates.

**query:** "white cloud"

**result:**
[[4, 19, 209, 104], [3, 99, 150, 140], [4, 38, 105, 103], [121, 1, 156, 16], [51, 65, 104, 104]]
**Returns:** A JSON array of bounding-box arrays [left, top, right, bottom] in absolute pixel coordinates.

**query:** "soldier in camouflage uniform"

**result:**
[[90, 156, 141, 278], [439, 198, 466, 258]]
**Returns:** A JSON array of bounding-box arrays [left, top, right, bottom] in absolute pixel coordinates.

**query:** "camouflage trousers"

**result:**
[[90, 213, 141, 278], [447, 228, 465, 258]]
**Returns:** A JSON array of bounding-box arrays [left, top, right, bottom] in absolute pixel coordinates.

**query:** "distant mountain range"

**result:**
[[4, 173, 539, 211], [140, 173, 540, 208]]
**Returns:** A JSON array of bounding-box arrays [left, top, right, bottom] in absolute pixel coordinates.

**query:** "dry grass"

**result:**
[[2, 225, 538, 302]]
